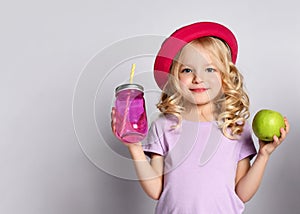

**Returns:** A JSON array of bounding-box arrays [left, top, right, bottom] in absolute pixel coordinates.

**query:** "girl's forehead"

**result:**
[[178, 44, 213, 65]]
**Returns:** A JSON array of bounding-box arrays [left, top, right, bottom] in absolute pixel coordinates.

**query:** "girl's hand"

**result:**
[[258, 117, 290, 157], [110, 107, 117, 135]]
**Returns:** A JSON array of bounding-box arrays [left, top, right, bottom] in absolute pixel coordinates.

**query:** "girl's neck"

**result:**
[[182, 103, 216, 122]]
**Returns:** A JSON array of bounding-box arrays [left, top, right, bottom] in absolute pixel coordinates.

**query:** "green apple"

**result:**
[[252, 109, 286, 142]]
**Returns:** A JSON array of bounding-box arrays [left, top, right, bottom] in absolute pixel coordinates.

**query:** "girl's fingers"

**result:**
[[274, 117, 290, 144], [272, 126, 287, 147], [111, 107, 116, 133], [111, 107, 115, 117], [272, 135, 280, 146], [284, 117, 290, 133]]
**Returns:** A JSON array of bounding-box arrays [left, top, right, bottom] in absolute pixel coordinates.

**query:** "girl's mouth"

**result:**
[[190, 88, 208, 93]]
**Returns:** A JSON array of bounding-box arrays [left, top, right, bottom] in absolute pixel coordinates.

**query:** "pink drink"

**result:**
[[114, 84, 148, 143]]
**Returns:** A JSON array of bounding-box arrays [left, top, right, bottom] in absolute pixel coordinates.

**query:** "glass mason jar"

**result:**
[[114, 83, 148, 143]]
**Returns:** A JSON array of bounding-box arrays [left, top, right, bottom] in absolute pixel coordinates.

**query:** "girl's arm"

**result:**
[[235, 118, 290, 202], [126, 143, 164, 200], [111, 108, 164, 200]]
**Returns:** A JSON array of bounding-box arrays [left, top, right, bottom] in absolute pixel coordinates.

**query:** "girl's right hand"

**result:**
[[110, 107, 117, 138]]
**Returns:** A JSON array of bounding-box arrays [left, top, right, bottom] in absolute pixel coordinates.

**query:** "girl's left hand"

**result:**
[[258, 117, 290, 157]]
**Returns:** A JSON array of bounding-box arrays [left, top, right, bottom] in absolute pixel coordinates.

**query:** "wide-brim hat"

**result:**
[[154, 21, 238, 89]]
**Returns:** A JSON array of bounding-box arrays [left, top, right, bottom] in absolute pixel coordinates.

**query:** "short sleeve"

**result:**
[[142, 119, 166, 157], [238, 122, 257, 161]]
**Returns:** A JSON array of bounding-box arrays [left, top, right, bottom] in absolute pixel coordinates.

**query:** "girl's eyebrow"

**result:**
[[203, 63, 216, 68], [179, 63, 215, 68], [179, 63, 194, 68]]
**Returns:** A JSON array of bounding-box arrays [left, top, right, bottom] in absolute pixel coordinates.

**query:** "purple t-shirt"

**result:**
[[142, 115, 257, 214]]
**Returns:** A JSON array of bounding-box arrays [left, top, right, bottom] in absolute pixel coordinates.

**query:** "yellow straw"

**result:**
[[129, 63, 136, 84], [120, 63, 136, 139]]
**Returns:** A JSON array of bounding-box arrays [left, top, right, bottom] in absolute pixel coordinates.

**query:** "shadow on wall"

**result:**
[[98, 161, 156, 214]]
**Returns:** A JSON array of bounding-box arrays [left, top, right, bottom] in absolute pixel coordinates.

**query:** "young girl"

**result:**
[[111, 21, 290, 213]]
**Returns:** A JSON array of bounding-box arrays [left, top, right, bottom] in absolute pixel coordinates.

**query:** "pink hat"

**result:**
[[154, 21, 238, 89]]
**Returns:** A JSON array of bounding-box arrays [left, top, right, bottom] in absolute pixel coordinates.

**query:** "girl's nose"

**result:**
[[192, 73, 203, 84]]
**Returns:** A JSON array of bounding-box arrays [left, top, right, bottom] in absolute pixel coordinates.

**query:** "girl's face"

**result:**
[[177, 42, 223, 106]]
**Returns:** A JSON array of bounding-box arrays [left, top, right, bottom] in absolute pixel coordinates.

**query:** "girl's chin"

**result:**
[[183, 100, 212, 107], [183, 96, 214, 105]]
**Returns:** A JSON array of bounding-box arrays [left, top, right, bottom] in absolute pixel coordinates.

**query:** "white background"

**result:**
[[1, 0, 299, 213]]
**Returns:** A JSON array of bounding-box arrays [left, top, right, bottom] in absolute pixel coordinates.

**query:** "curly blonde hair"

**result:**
[[156, 37, 250, 139]]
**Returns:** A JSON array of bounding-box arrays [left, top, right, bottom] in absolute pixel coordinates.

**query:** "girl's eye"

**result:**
[[205, 68, 216, 73], [181, 68, 193, 73]]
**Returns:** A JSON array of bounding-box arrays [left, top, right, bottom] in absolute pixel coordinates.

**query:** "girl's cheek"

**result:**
[[179, 81, 190, 92]]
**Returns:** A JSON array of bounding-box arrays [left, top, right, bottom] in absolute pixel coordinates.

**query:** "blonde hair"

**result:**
[[156, 37, 250, 139]]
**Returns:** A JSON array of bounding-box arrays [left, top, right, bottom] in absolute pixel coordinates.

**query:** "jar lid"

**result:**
[[115, 83, 144, 93]]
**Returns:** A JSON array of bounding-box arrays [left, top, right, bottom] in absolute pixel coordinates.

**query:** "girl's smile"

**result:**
[[189, 87, 208, 93]]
